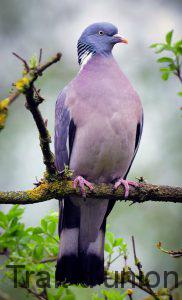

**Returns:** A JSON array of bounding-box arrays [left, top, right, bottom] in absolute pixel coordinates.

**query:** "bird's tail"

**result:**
[[55, 197, 109, 286]]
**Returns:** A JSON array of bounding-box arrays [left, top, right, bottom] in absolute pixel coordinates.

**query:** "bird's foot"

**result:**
[[73, 176, 94, 198], [113, 178, 139, 198]]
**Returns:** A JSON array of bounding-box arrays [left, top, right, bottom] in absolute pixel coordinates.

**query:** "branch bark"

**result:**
[[23, 52, 61, 175], [25, 84, 56, 175], [0, 181, 181, 204]]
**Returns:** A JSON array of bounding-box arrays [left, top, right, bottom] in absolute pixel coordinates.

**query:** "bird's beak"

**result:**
[[113, 34, 128, 44]]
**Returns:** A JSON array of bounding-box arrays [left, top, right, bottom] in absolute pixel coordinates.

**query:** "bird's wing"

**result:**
[[106, 111, 143, 217], [54, 88, 76, 172], [124, 111, 144, 179]]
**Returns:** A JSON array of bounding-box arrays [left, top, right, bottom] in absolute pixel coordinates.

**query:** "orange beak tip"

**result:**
[[122, 38, 128, 44]]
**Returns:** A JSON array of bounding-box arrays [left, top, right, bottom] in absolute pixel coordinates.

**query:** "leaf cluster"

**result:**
[[0, 206, 128, 300], [105, 229, 127, 257], [151, 30, 182, 96]]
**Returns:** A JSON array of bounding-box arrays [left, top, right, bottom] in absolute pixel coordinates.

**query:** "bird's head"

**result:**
[[77, 22, 128, 65]]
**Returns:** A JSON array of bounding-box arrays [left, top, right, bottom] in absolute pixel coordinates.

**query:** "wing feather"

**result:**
[[54, 88, 76, 172], [124, 112, 144, 179]]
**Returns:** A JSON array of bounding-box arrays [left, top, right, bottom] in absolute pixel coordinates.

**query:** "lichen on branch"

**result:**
[[0, 179, 182, 205], [0, 98, 10, 130]]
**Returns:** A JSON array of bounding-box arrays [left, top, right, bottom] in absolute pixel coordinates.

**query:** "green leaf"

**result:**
[[53, 287, 65, 299], [33, 244, 44, 260], [7, 205, 24, 220], [29, 54, 38, 69], [104, 243, 112, 253], [155, 45, 166, 53], [174, 40, 182, 48], [41, 219, 48, 232], [48, 222, 57, 235], [165, 30, 173, 45], [91, 294, 101, 300], [161, 72, 169, 81], [168, 63, 177, 71], [174, 40, 182, 54], [101, 289, 127, 300], [157, 57, 174, 63], [113, 238, 123, 247], [160, 67, 170, 72], [47, 290, 55, 300], [31, 234, 44, 243], [33, 227, 44, 234], [178, 92, 182, 97], [150, 43, 159, 48], [106, 231, 115, 245], [0, 211, 8, 228]]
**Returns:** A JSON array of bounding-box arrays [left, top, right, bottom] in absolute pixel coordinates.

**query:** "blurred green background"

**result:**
[[0, 0, 181, 299]]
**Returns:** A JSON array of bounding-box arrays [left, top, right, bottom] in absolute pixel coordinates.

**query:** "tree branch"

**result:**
[[25, 84, 56, 175], [22, 52, 61, 175], [157, 241, 182, 258], [0, 181, 181, 204], [1, 51, 62, 174]]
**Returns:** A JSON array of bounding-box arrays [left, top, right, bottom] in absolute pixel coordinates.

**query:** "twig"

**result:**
[[40, 256, 57, 264], [131, 236, 143, 280], [35, 52, 61, 77], [128, 278, 159, 300], [109, 253, 122, 265], [105, 253, 112, 272], [33, 86, 44, 103], [39, 48, 43, 64], [127, 292, 133, 300], [8, 90, 20, 105], [157, 242, 182, 258], [131, 237, 161, 299], [12, 52, 29, 72], [107, 269, 160, 300], [22, 286, 46, 300]]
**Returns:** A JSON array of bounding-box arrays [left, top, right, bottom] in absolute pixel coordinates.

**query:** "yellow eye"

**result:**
[[98, 31, 104, 36]]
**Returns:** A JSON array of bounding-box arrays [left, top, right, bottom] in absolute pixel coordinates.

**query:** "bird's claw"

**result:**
[[113, 178, 139, 198], [73, 176, 94, 198]]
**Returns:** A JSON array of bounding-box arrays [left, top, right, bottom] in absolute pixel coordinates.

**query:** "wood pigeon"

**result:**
[[54, 22, 143, 286]]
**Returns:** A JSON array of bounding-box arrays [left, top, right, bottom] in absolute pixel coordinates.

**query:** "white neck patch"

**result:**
[[80, 51, 93, 70]]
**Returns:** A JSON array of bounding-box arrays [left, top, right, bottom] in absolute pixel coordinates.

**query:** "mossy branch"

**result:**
[[0, 180, 181, 204], [20, 52, 61, 175], [1, 51, 62, 174]]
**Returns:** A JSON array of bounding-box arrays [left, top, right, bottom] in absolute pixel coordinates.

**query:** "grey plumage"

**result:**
[[55, 22, 143, 286]]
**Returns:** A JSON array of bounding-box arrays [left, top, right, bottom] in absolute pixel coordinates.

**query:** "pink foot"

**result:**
[[73, 176, 94, 198], [114, 178, 139, 198]]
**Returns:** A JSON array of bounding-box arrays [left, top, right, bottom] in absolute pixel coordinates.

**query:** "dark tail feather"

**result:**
[[56, 198, 109, 286], [79, 219, 106, 286], [56, 197, 81, 284]]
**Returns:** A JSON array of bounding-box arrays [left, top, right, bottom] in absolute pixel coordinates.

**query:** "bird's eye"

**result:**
[[98, 31, 104, 36]]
